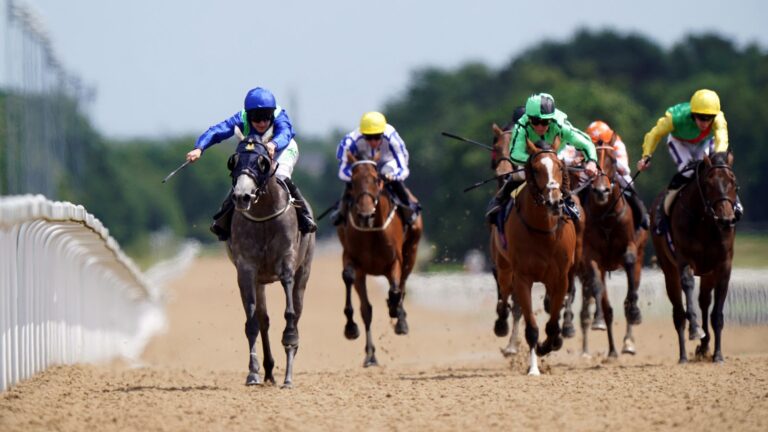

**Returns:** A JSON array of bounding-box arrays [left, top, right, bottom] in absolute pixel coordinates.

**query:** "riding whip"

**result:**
[[162, 160, 191, 183], [316, 200, 340, 221], [441, 132, 494, 151]]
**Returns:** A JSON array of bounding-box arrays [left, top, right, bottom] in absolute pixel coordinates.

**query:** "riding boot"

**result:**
[[210, 191, 234, 241], [330, 183, 352, 226], [485, 176, 521, 225], [282, 177, 318, 234], [561, 168, 580, 222], [656, 172, 690, 235], [388, 180, 419, 225], [624, 186, 649, 230]]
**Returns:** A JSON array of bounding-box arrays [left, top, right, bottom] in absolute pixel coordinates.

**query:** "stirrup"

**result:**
[[734, 203, 744, 222]]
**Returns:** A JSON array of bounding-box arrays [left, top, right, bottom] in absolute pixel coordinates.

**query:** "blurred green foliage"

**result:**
[[2, 30, 766, 262]]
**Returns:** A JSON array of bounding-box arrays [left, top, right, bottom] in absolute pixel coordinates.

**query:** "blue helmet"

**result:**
[[244, 87, 276, 111]]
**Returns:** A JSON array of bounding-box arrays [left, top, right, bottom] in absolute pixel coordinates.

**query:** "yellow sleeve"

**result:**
[[641, 112, 674, 158], [713, 112, 729, 152]]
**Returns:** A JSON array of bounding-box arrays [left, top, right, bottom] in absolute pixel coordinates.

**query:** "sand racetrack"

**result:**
[[2, 246, 767, 431]]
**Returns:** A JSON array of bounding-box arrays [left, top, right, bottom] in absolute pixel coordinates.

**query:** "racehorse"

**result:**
[[337, 150, 423, 367], [650, 151, 738, 363], [493, 135, 577, 375], [578, 143, 648, 357], [488, 123, 523, 356], [227, 139, 315, 387]]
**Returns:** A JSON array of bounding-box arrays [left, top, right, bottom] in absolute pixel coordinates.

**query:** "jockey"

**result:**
[[186, 87, 317, 240], [636, 89, 743, 233], [486, 93, 598, 225], [330, 111, 420, 226], [584, 120, 650, 230]]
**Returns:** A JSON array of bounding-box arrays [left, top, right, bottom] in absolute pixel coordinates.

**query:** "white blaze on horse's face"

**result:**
[[540, 156, 561, 206], [233, 174, 258, 211]]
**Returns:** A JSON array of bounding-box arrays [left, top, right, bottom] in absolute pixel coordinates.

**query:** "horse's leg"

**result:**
[[580, 269, 593, 356], [590, 261, 607, 331], [238, 271, 261, 385], [502, 301, 523, 357], [622, 245, 641, 354], [663, 263, 688, 364], [255, 283, 276, 384], [281, 263, 310, 389], [601, 270, 618, 359], [355, 271, 378, 367], [388, 262, 408, 335], [537, 276, 566, 357], [681, 265, 704, 340], [696, 275, 715, 361], [710, 269, 731, 363], [342, 263, 359, 339], [623, 247, 642, 325], [561, 264, 577, 339], [516, 279, 541, 375], [494, 267, 511, 337]]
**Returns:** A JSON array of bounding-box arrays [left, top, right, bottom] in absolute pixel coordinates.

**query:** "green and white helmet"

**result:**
[[525, 93, 556, 120]]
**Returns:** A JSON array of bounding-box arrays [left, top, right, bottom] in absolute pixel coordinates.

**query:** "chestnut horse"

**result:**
[[578, 143, 648, 357], [337, 151, 423, 367], [493, 136, 577, 375], [650, 152, 738, 363]]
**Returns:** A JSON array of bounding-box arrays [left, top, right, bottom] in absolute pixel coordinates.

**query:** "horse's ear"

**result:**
[[492, 123, 503, 137], [526, 138, 537, 154], [727, 150, 734, 166], [703, 153, 712, 167], [552, 135, 562, 152], [347, 150, 358, 164]]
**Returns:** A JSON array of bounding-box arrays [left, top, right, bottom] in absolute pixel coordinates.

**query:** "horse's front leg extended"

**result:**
[[681, 265, 703, 340], [255, 284, 275, 384], [355, 271, 378, 367], [696, 277, 714, 360], [238, 270, 261, 385], [561, 265, 577, 338], [711, 270, 731, 363], [342, 264, 359, 339]]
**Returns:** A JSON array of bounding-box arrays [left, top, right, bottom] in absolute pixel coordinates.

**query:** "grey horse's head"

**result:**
[[229, 140, 273, 212]]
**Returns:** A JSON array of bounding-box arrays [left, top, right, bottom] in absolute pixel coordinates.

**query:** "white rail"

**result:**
[[0, 195, 164, 391]]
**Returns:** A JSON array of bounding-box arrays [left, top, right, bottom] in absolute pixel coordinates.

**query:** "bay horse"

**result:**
[[650, 151, 738, 363], [337, 150, 423, 367], [488, 123, 523, 356], [578, 143, 648, 357], [493, 135, 577, 375], [228, 139, 315, 387]]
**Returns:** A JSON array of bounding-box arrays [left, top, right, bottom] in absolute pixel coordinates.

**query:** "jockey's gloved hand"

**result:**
[[383, 173, 396, 182]]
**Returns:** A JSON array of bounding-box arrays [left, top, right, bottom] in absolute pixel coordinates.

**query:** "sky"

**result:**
[[2, 0, 767, 140]]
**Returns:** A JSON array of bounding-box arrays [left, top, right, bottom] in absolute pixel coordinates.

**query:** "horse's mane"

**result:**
[[709, 152, 729, 166]]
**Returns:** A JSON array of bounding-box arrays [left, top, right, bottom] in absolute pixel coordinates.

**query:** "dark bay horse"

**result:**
[[494, 136, 577, 375], [579, 143, 648, 357], [228, 140, 315, 387], [337, 150, 423, 367], [650, 151, 738, 363]]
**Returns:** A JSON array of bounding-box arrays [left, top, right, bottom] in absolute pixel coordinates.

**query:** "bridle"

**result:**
[[696, 160, 738, 224], [525, 149, 565, 208], [350, 160, 382, 210]]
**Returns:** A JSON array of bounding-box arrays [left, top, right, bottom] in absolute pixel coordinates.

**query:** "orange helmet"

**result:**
[[586, 120, 614, 144]]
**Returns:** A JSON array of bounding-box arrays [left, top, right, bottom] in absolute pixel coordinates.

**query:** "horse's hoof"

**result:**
[[591, 319, 607, 331], [281, 382, 294, 389], [678, 357, 689, 365], [562, 322, 576, 338], [494, 319, 510, 337], [626, 305, 642, 325], [500, 346, 518, 357], [394, 319, 409, 335], [608, 350, 619, 359], [689, 326, 705, 340], [282, 329, 299, 347], [246, 372, 262, 386], [264, 373, 276, 385], [344, 322, 360, 340], [622, 340, 636, 355], [527, 367, 541, 376], [713, 352, 724, 363], [363, 357, 379, 368]]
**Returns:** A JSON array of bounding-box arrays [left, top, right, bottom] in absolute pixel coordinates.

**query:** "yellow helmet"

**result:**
[[690, 89, 721, 115], [359, 111, 387, 135]]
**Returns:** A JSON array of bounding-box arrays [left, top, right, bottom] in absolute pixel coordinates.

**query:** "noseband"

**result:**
[[350, 160, 382, 209]]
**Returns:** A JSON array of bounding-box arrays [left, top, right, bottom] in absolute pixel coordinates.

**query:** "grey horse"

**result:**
[[227, 139, 315, 388]]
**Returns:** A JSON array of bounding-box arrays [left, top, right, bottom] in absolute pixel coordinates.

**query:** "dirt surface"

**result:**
[[2, 248, 768, 431]]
